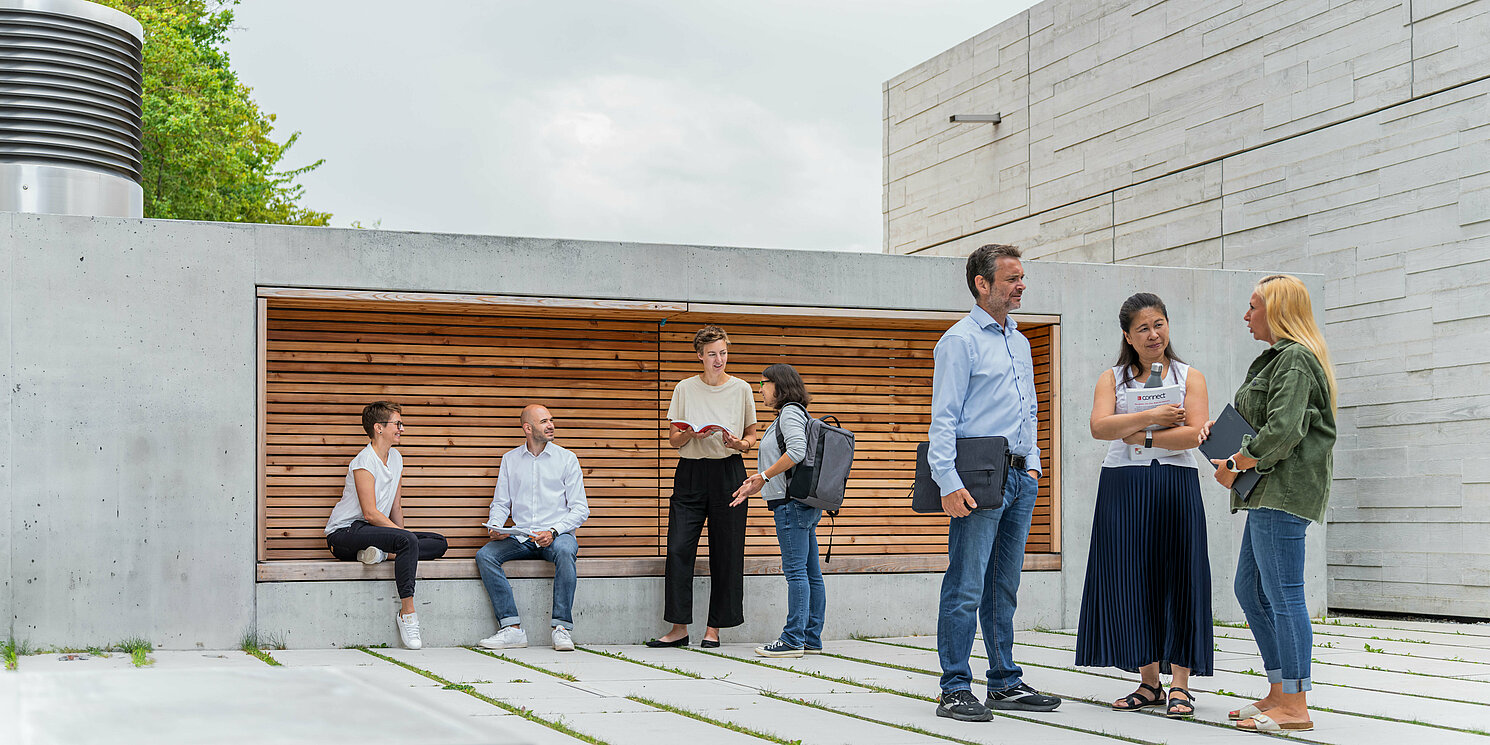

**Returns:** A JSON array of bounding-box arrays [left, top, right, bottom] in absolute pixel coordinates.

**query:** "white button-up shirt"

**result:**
[[487, 442, 589, 536]]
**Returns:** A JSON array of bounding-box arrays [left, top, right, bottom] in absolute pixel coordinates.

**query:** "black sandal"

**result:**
[[1112, 682, 1165, 710], [1166, 687, 1196, 718]]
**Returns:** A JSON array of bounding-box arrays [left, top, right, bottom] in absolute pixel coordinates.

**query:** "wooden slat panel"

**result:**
[[260, 299, 1060, 572]]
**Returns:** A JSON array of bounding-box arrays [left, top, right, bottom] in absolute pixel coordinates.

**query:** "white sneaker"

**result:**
[[551, 626, 574, 651], [357, 546, 386, 565], [396, 612, 422, 650], [479, 626, 527, 649]]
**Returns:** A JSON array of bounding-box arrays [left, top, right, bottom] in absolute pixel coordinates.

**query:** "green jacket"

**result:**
[[1232, 339, 1337, 523]]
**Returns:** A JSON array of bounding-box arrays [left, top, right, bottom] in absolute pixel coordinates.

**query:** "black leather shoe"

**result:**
[[645, 636, 689, 648], [701, 638, 720, 648]]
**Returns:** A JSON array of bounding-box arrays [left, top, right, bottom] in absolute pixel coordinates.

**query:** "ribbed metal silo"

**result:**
[[0, 0, 143, 217]]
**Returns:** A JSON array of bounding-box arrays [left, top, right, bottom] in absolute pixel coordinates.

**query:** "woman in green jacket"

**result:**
[[1202, 274, 1337, 733]]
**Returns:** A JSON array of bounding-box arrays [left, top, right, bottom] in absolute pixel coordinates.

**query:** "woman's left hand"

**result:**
[[1121, 431, 1146, 446], [730, 473, 766, 506], [1209, 459, 1238, 488]]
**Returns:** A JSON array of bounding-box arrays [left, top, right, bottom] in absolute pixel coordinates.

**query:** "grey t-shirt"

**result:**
[[758, 403, 809, 507]]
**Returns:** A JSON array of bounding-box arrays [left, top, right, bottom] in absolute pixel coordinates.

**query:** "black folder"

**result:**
[[1199, 404, 1262, 501], [912, 436, 1009, 513]]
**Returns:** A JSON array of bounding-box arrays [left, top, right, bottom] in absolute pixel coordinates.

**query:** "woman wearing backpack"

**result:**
[[731, 363, 824, 658]]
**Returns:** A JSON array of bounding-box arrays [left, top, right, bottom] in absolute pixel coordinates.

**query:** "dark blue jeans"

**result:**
[[1234, 507, 1313, 692], [327, 521, 448, 599], [773, 502, 825, 649], [475, 533, 579, 630], [937, 469, 1038, 694]]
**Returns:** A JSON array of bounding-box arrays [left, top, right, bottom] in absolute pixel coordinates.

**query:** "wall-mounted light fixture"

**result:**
[[949, 114, 1001, 124]]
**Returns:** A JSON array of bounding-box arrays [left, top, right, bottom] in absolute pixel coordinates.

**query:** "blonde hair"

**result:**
[[1255, 274, 1338, 411]]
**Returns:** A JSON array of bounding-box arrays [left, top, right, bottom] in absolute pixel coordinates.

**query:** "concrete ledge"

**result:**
[[253, 571, 1066, 647], [256, 553, 1061, 582]]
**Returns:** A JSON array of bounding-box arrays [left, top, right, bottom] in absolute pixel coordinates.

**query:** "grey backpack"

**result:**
[[773, 402, 856, 514]]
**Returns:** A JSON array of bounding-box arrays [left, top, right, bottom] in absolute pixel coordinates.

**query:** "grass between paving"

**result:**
[[356, 646, 612, 745], [861, 637, 1490, 736], [239, 629, 284, 666], [463, 646, 578, 681], [3, 638, 34, 671]]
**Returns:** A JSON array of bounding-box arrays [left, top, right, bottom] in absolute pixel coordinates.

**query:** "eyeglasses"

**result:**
[[376, 421, 406, 430]]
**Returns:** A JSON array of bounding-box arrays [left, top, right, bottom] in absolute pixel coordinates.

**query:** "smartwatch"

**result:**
[[1224, 458, 1242, 473], [1144, 431, 1153, 448]]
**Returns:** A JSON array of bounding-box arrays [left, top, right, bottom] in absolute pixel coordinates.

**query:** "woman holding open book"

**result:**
[[648, 325, 759, 649], [1201, 275, 1336, 734], [1076, 292, 1212, 719]]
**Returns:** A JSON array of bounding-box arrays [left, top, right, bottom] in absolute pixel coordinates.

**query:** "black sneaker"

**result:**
[[936, 689, 993, 721], [986, 682, 1061, 712]]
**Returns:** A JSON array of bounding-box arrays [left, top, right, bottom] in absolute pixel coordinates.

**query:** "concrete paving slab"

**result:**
[[129, 651, 268, 669], [559, 709, 768, 745], [1303, 623, 1490, 649], [400, 684, 518, 719], [788, 691, 1121, 745], [379, 646, 531, 683], [1329, 617, 1490, 638], [845, 637, 1490, 742], [15, 651, 137, 673], [271, 648, 391, 667], [1, 666, 518, 745], [1215, 626, 1490, 665], [642, 686, 952, 745], [594, 644, 871, 695], [878, 633, 1490, 734]]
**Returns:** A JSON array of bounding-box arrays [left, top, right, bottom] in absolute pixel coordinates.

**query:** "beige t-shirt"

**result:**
[[667, 374, 758, 460]]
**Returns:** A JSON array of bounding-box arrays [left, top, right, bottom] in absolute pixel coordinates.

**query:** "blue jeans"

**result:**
[[937, 469, 1038, 694], [475, 533, 578, 630], [773, 502, 826, 649], [1234, 508, 1312, 693]]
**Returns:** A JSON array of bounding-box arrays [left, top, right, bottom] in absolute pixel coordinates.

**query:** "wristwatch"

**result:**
[[1224, 458, 1242, 473], [1144, 431, 1153, 448]]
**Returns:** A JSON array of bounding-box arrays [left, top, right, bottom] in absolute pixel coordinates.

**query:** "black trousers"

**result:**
[[664, 455, 748, 628], [327, 520, 448, 599]]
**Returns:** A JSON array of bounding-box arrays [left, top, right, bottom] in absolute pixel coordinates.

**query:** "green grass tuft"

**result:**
[[114, 638, 154, 667]]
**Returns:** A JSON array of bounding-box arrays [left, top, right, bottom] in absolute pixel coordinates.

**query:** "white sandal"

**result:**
[[1228, 702, 1263, 721], [1239, 712, 1314, 732]]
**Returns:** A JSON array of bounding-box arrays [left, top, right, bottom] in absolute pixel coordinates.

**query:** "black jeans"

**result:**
[[664, 455, 747, 628], [327, 520, 448, 599]]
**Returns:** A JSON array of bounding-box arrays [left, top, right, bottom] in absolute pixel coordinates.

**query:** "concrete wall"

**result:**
[[885, 0, 1490, 618], [0, 213, 1304, 648]]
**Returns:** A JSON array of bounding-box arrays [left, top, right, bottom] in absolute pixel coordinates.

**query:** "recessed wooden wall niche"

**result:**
[[257, 289, 1061, 578]]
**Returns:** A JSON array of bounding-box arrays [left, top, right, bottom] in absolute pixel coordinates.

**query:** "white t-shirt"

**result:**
[[667, 374, 757, 460], [324, 445, 403, 534]]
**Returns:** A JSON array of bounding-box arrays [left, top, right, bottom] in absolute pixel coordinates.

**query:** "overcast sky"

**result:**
[[224, 1, 1032, 252]]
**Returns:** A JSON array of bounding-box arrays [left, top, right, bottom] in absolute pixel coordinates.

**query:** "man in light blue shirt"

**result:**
[[476, 405, 590, 651], [931, 245, 1062, 721]]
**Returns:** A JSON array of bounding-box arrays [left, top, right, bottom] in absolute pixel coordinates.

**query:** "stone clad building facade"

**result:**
[[884, 0, 1490, 618]]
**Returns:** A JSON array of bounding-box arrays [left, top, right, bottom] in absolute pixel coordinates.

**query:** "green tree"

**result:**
[[97, 0, 330, 224]]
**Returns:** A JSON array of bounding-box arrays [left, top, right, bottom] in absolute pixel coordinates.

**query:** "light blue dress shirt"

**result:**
[[488, 442, 590, 535], [928, 305, 1042, 496]]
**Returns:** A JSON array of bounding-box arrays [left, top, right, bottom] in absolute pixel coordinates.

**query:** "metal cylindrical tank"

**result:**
[[0, 0, 143, 217]]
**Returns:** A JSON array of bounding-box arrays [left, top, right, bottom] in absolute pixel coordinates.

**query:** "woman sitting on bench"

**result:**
[[324, 401, 447, 649]]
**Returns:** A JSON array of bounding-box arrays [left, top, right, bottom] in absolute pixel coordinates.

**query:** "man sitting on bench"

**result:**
[[476, 405, 590, 651]]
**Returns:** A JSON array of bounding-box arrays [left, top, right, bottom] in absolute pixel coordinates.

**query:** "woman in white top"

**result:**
[[1075, 294, 1213, 718], [648, 326, 758, 648], [324, 401, 447, 649]]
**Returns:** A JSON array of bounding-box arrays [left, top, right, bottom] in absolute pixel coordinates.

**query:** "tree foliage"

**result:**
[[97, 0, 330, 224]]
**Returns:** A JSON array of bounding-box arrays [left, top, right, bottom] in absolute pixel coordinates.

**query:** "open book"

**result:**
[[670, 420, 734, 436], [1123, 383, 1186, 459]]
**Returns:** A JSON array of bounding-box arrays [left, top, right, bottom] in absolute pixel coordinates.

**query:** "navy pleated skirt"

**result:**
[[1075, 463, 1214, 676]]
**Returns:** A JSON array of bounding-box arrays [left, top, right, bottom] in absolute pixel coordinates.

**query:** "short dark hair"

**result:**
[[761, 363, 811, 410], [362, 401, 402, 438], [693, 325, 728, 352], [965, 244, 1022, 298]]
